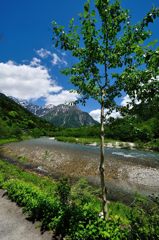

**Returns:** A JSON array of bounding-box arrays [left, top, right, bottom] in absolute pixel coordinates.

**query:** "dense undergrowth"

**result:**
[[0, 159, 159, 239]]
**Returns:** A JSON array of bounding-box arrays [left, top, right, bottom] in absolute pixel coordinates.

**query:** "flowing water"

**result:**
[[1, 137, 159, 202]]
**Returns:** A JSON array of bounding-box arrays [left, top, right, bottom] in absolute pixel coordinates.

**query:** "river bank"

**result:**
[[1, 137, 159, 203], [1, 136, 159, 153], [54, 136, 159, 152]]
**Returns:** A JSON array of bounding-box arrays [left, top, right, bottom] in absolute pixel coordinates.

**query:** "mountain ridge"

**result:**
[[43, 104, 97, 128], [9, 97, 97, 128]]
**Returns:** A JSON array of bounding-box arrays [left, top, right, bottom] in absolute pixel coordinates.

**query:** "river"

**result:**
[[1, 137, 159, 202]]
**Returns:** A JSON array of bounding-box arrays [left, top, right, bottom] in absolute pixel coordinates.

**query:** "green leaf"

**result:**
[[91, 10, 96, 17], [147, 39, 158, 47]]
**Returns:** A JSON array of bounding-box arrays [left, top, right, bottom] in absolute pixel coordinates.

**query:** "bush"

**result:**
[[127, 196, 159, 240], [2, 160, 159, 239], [0, 174, 5, 187], [3, 179, 61, 230], [31, 128, 43, 138], [2, 177, 129, 239], [69, 210, 129, 240]]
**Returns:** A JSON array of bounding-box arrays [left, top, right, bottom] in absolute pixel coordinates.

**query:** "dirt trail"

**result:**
[[0, 190, 52, 240]]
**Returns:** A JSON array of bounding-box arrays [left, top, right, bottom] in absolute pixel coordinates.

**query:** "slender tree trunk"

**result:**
[[99, 95, 108, 219]]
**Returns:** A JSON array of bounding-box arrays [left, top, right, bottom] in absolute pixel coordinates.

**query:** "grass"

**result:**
[[0, 135, 33, 145], [0, 138, 19, 145], [135, 139, 159, 152], [0, 159, 57, 195]]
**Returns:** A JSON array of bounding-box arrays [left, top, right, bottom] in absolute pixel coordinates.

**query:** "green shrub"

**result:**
[[31, 128, 43, 138], [53, 178, 129, 239], [3, 159, 159, 239], [0, 174, 5, 187], [8, 111, 18, 118], [128, 196, 159, 240], [0, 159, 56, 194], [56, 177, 71, 205], [69, 211, 129, 240], [3, 179, 61, 229]]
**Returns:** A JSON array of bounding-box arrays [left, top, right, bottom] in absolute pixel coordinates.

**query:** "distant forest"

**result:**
[[0, 93, 159, 151]]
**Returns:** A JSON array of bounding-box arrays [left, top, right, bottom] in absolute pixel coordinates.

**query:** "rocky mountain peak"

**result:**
[[10, 97, 97, 128], [44, 104, 55, 110]]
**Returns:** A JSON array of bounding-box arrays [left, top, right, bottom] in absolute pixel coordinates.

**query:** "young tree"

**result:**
[[52, 0, 159, 219]]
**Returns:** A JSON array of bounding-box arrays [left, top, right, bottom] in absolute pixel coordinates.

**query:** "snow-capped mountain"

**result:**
[[10, 97, 30, 108], [10, 97, 97, 127], [10, 97, 59, 117]]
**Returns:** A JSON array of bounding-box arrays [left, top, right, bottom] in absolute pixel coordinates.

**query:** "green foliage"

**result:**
[[128, 196, 159, 240], [0, 138, 18, 145], [0, 93, 55, 139], [71, 178, 101, 215], [1, 159, 159, 239], [52, 0, 159, 108], [54, 115, 159, 148], [0, 159, 56, 194], [31, 128, 43, 138], [0, 159, 128, 238], [109, 202, 131, 224], [0, 118, 12, 137], [8, 110, 18, 118], [2, 177, 129, 239], [56, 177, 71, 205], [106, 115, 159, 144], [54, 126, 100, 138], [3, 179, 61, 229], [70, 217, 128, 240], [0, 174, 5, 187], [144, 139, 159, 151]]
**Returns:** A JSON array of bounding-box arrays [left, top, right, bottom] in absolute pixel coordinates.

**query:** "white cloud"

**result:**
[[46, 90, 79, 106], [108, 110, 121, 119], [51, 53, 60, 65], [90, 109, 121, 122], [121, 94, 141, 108], [30, 57, 41, 67], [120, 94, 132, 107], [36, 48, 67, 66], [49, 86, 63, 93], [51, 53, 67, 66], [89, 109, 101, 122], [36, 48, 51, 58], [0, 60, 62, 100]]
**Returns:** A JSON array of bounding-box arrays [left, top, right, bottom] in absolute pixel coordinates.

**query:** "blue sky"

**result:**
[[0, 0, 159, 120]]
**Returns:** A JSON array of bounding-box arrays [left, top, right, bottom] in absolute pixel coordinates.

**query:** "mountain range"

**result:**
[[11, 97, 97, 128]]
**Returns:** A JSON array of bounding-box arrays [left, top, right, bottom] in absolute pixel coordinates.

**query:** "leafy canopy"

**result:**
[[52, 0, 159, 111]]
